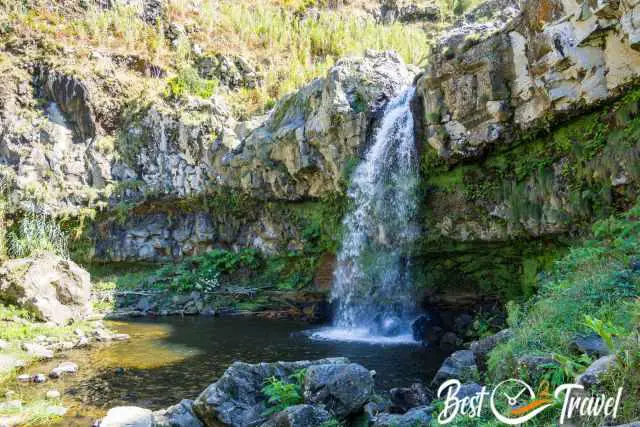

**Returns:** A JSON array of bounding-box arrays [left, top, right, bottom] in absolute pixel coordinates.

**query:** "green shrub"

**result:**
[[261, 369, 306, 415], [8, 214, 69, 259], [154, 248, 262, 293], [165, 66, 218, 99]]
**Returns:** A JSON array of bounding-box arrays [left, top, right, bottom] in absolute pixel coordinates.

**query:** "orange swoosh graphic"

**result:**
[[510, 398, 553, 416]]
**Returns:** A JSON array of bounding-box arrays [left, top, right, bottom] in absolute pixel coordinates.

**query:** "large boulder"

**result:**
[[192, 358, 348, 427], [389, 383, 431, 413], [100, 406, 153, 427], [0, 253, 92, 325], [430, 350, 478, 388], [261, 405, 331, 427], [469, 329, 513, 370], [417, 0, 640, 161], [372, 406, 434, 426], [577, 355, 617, 389], [303, 363, 376, 418], [153, 399, 203, 427]]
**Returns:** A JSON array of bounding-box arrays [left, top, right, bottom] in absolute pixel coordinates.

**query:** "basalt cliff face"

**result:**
[[0, 0, 639, 297]]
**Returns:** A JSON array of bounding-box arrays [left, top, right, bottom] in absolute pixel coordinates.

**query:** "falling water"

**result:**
[[313, 87, 420, 343]]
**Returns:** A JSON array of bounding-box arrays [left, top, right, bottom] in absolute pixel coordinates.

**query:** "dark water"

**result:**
[[23, 316, 447, 424]]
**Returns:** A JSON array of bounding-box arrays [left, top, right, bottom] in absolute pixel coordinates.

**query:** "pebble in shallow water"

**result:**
[[32, 373, 47, 383], [16, 374, 30, 383]]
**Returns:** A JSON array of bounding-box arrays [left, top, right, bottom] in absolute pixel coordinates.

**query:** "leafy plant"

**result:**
[[8, 214, 69, 259], [261, 369, 306, 415], [583, 315, 624, 352], [541, 353, 591, 388]]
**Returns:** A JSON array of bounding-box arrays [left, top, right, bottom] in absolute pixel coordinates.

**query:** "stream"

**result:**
[[18, 316, 447, 425]]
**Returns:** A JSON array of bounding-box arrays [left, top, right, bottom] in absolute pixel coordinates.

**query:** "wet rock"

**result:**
[[21, 343, 53, 360], [49, 362, 79, 379], [453, 313, 473, 334], [411, 315, 429, 341], [424, 326, 444, 346], [111, 334, 131, 342], [577, 355, 617, 390], [32, 374, 47, 383], [389, 383, 431, 413], [372, 316, 403, 337], [439, 332, 459, 352], [0, 254, 92, 325], [373, 406, 434, 426], [469, 329, 512, 369], [303, 363, 375, 418], [193, 358, 348, 427], [46, 390, 61, 400], [262, 404, 331, 427], [431, 350, 478, 388], [101, 406, 153, 427], [153, 399, 203, 427], [570, 334, 610, 358]]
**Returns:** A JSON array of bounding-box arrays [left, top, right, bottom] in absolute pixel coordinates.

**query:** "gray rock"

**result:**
[[303, 363, 375, 418], [469, 329, 512, 369], [21, 343, 54, 360], [0, 254, 92, 325], [431, 350, 478, 388], [153, 399, 203, 427], [0, 340, 9, 351], [439, 332, 459, 351], [570, 333, 610, 358], [577, 355, 617, 389], [262, 404, 331, 427], [457, 383, 483, 400], [101, 406, 153, 427], [16, 374, 30, 383], [417, 0, 640, 163], [373, 406, 434, 426], [389, 383, 430, 413], [380, 0, 441, 24], [192, 358, 348, 427], [32, 373, 47, 383], [49, 361, 78, 379]]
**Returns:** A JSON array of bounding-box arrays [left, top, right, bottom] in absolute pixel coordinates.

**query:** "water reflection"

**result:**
[[21, 316, 446, 424]]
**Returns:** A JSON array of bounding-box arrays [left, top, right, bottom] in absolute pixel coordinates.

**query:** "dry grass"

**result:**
[[1, 0, 431, 115]]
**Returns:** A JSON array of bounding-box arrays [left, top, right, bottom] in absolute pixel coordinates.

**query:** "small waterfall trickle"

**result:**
[[313, 87, 420, 344]]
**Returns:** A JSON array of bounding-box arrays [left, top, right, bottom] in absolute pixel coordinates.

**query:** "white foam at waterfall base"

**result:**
[[320, 87, 421, 344], [308, 327, 419, 345]]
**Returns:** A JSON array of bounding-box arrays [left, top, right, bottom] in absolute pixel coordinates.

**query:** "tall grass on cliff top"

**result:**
[[170, 0, 429, 113], [2, 0, 429, 115]]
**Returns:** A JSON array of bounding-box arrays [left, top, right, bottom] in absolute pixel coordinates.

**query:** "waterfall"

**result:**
[[313, 87, 420, 343]]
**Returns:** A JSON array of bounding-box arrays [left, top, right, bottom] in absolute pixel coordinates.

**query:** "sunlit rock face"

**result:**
[[417, 0, 640, 161], [210, 50, 417, 200]]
